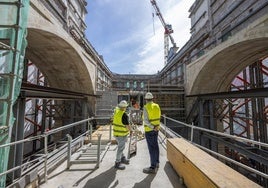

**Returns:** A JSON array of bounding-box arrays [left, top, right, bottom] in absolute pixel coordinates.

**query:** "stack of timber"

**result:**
[[85, 125, 116, 144], [167, 138, 261, 188]]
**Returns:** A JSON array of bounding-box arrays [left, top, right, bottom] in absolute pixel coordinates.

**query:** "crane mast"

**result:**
[[150, 0, 177, 65]]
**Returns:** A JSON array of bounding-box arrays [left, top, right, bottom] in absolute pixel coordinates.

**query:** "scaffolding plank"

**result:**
[[86, 125, 116, 144]]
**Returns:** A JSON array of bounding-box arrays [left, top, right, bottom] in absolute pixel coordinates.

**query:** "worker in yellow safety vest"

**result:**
[[112, 100, 132, 170], [142, 92, 161, 174]]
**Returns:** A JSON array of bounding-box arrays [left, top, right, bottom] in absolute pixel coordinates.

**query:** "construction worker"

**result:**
[[131, 99, 140, 109], [142, 92, 161, 174], [112, 100, 132, 170]]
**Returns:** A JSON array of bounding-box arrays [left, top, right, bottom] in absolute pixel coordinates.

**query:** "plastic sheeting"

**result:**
[[0, 0, 29, 187]]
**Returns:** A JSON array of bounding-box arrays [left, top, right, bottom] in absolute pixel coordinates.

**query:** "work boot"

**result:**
[[121, 156, 130, 164], [143, 167, 157, 174], [114, 162, 125, 170]]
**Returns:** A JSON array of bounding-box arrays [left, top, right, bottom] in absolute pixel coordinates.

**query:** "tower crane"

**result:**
[[150, 0, 178, 65]]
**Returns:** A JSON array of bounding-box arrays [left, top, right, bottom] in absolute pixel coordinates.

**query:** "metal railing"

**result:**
[[2, 113, 267, 185], [0, 116, 111, 186], [160, 115, 268, 180]]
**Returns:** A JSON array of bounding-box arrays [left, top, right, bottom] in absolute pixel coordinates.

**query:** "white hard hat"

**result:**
[[144, 92, 154, 99], [118, 100, 128, 108]]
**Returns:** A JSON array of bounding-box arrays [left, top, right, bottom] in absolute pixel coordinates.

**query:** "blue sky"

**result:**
[[85, 0, 195, 74]]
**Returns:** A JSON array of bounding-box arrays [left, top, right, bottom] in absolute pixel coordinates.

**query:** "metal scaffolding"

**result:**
[[0, 0, 30, 187], [186, 58, 268, 186]]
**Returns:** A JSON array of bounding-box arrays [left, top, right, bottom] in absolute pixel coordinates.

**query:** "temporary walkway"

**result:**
[[2, 116, 265, 187], [39, 133, 184, 188], [34, 119, 263, 188]]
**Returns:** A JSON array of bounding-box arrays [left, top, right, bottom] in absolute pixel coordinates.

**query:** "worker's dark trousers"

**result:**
[[145, 130, 159, 168]]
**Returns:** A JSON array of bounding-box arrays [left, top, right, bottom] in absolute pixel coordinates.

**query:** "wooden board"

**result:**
[[167, 138, 261, 188], [85, 125, 116, 144]]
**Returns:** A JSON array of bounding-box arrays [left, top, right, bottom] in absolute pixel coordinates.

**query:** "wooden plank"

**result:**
[[85, 125, 116, 144], [167, 138, 261, 188], [167, 140, 214, 188]]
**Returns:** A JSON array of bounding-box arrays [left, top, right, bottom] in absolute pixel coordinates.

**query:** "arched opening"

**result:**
[[190, 38, 268, 95], [26, 28, 94, 93]]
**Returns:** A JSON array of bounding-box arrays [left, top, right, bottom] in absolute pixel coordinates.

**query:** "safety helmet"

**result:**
[[144, 92, 154, 99], [118, 100, 128, 108]]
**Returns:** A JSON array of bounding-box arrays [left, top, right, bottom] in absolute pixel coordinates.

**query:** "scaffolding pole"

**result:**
[[0, 0, 29, 187]]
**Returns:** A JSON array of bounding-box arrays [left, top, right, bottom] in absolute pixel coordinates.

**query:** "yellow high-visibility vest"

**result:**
[[113, 108, 129, 137], [144, 102, 161, 132]]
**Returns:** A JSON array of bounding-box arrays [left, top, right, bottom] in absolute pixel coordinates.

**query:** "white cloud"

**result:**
[[166, 0, 194, 47], [132, 0, 194, 74], [85, 0, 194, 74], [134, 51, 164, 74]]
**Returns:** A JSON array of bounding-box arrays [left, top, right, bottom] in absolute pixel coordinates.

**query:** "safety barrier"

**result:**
[[2, 114, 267, 186], [167, 138, 262, 187], [66, 133, 103, 169], [160, 115, 268, 186], [0, 116, 110, 187]]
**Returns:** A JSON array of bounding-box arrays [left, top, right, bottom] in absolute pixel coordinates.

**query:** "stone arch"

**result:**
[[187, 14, 268, 95], [25, 28, 94, 94], [26, 1, 96, 94]]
